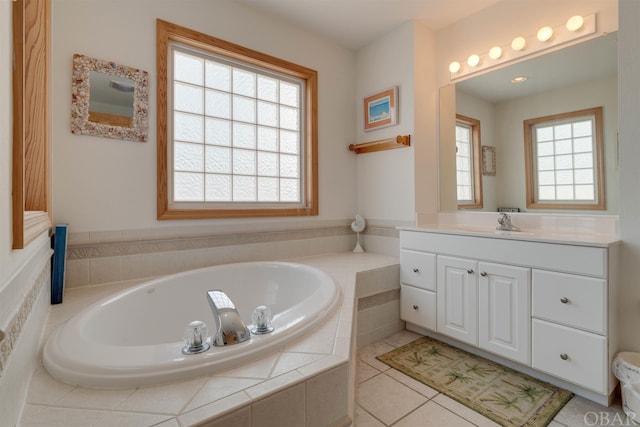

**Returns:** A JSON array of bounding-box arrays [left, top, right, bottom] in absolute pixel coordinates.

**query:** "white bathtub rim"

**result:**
[[43, 261, 340, 389]]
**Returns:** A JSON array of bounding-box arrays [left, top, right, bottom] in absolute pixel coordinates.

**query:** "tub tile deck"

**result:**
[[21, 252, 397, 426]]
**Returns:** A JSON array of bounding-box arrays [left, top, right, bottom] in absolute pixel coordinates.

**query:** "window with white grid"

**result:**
[[157, 21, 318, 220], [524, 107, 605, 210], [171, 46, 304, 204], [455, 115, 482, 209]]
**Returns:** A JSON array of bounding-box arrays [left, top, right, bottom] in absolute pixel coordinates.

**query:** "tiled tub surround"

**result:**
[[20, 252, 399, 427], [64, 222, 400, 288]]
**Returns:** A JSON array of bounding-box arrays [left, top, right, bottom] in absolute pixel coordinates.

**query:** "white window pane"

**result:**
[[205, 90, 231, 119], [538, 171, 555, 186], [280, 81, 299, 107], [554, 139, 572, 155], [456, 126, 470, 142], [258, 127, 278, 151], [538, 186, 555, 200], [233, 175, 256, 201], [205, 174, 231, 201], [258, 177, 278, 201], [280, 154, 299, 178], [536, 126, 553, 142], [457, 156, 470, 172], [555, 154, 573, 170], [280, 106, 299, 131], [555, 170, 573, 185], [554, 123, 571, 139], [174, 172, 204, 201], [575, 168, 594, 184], [280, 178, 299, 201], [257, 101, 278, 126], [257, 76, 277, 102], [174, 51, 203, 85], [174, 142, 203, 172], [458, 186, 471, 201], [233, 149, 256, 175], [205, 61, 230, 91], [556, 185, 574, 199], [456, 142, 470, 157], [280, 130, 299, 154], [574, 137, 593, 153], [174, 82, 203, 114], [258, 151, 278, 176], [537, 141, 553, 156], [205, 145, 231, 174], [233, 96, 256, 123], [575, 152, 593, 168], [575, 185, 595, 200], [174, 112, 203, 143], [205, 118, 231, 146], [538, 156, 554, 171], [573, 120, 592, 137], [233, 123, 256, 149], [233, 69, 255, 97]]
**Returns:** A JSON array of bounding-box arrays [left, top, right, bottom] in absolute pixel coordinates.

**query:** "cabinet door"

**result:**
[[400, 285, 436, 331], [478, 262, 531, 364], [437, 256, 478, 345]]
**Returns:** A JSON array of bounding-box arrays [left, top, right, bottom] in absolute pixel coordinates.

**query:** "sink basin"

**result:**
[[449, 225, 535, 236]]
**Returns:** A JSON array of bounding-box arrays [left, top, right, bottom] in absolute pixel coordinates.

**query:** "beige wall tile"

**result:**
[[252, 382, 305, 427], [306, 364, 349, 427]]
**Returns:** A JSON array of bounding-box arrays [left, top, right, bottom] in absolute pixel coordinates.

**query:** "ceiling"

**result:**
[[233, 0, 503, 50]]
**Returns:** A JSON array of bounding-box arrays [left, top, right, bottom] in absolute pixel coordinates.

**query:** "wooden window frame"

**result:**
[[12, 0, 52, 249], [524, 107, 605, 210], [156, 20, 318, 220], [456, 114, 483, 209]]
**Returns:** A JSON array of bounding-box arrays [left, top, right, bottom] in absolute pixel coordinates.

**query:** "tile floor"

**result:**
[[355, 330, 632, 427]]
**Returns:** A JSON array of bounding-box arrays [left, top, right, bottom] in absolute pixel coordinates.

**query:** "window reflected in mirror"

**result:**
[[456, 114, 483, 209]]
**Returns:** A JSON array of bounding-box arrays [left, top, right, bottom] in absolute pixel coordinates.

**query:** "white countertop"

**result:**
[[399, 224, 620, 248]]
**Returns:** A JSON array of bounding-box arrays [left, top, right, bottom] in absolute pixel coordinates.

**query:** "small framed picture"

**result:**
[[482, 146, 496, 176], [364, 87, 398, 131]]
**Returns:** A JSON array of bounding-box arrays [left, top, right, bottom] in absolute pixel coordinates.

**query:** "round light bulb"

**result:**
[[488, 46, 502, 60], [566, 15, 584, 32], [511, 36, 526, 51], [449, 61, 461, 73], [537, 26, 553, 42], [467, 54, 480, 67]]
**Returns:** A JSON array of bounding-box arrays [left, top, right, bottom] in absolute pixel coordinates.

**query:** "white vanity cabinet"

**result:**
[[399, 228, 619, 405], [436, 256, 530, 364]]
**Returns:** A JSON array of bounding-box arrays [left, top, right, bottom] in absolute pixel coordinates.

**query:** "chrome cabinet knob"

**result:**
[[560, 297, 569, 304], [413, 268, 419, 273], [560, 353, 569, 360], [480, 272, 488, 277], [412, 304, 419, 310]]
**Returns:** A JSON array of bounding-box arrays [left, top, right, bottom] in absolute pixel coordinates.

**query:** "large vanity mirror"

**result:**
[[439, 33, 618, 214], [71, 54, 149, 142]]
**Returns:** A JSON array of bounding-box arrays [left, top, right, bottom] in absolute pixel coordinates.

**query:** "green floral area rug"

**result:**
[[377, 336, 573, 427]]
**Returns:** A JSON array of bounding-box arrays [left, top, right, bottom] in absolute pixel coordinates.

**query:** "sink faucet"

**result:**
[[207, 290, 251, 346], [496, 212, 521, 232]]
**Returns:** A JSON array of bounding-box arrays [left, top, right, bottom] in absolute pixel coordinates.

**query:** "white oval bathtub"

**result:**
[[43, 262, 339, 388]]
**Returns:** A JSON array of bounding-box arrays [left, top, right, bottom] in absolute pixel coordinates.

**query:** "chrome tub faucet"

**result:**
[[207, 290, 251, 346]]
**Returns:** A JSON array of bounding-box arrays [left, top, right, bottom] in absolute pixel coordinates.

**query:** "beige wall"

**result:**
[[51, 0, 358, 234]]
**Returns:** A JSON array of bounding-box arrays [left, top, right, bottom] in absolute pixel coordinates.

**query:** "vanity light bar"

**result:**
[[448, 13, 596, 81]]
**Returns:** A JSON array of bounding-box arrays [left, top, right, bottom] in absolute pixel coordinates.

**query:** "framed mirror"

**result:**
[[439, 33, 618, 213], [71, 53, 149, 142]]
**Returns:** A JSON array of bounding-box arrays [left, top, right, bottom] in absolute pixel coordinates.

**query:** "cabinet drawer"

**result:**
[[400, 250, 436, 291], [532, 319, 607, 393], [532, 270, 606, 334], [400, 285, 436, 331]]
